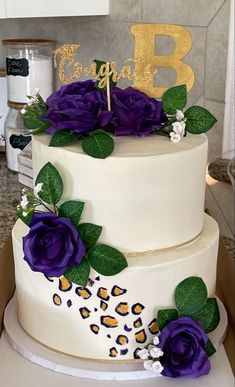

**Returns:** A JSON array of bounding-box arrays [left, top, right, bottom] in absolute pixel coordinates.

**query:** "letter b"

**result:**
[[130, 24, 194, 98]]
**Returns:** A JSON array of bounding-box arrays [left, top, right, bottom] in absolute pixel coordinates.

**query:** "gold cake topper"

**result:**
[[54, 24, 194, 99]]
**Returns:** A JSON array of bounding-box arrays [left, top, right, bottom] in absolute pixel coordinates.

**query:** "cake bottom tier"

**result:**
[[12, 214, 219, 361]]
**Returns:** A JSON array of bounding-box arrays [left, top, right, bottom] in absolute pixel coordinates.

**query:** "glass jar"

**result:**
[[2, 39, 55, 104], [4, 101, 31, 172]]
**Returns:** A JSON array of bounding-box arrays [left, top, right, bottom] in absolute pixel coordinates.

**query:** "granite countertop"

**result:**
[[0, 154, 22, 249]]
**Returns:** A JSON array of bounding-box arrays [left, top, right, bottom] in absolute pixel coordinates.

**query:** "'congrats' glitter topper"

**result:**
[[53, 24, 195, 100]]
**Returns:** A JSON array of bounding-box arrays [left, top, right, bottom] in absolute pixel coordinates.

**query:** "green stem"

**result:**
[[34, 202, 54, 213]]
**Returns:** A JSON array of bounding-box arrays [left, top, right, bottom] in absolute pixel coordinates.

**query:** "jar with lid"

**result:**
[[4, 101, 31, 172], [2, 39, 55, 104]]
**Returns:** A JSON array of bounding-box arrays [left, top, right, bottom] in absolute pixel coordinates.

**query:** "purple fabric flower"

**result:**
[[23, 212, 85, 277], [110, 86, 167, 136], [43, 80, 113, 135], [158, 316, 211, 378]]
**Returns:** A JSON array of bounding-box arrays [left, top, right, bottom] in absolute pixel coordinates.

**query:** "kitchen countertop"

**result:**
[[0, 154, 22, 249]]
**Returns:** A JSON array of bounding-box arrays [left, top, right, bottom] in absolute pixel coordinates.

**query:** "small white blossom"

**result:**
[[20, 108, 26, 115], [27, 99, 33, 106], [176, 109, 184, 121], [27, 96, 38, 106], [35, 182, 43, 195], [148, 345, 164, 358], [137, 348, 149, 360], [172, 121, 186, 136], [20, 195, 29, 209], [153, 336, 160, 346], [32, 88, 40, 96], [170, 131, 181, 143], [143, 360, 154, 371], [151, 361, 164, 374], [22, 211, 28, 217]]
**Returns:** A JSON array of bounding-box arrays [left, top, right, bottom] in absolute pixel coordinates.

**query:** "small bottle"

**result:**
[[4, 101, 31, 172]]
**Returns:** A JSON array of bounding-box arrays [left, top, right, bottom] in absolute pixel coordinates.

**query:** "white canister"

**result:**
[[4, 101, 31, 172], [3, 39, 55, 103], [0, 70, 8, 151]]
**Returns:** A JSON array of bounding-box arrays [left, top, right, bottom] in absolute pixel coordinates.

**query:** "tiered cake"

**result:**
[[12, 132, 219, 361]]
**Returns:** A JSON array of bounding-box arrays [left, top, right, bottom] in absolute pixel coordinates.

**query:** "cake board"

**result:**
[[1, 295, 233, 387]]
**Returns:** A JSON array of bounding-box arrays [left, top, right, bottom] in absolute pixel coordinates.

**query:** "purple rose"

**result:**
[[43, 80, 113, 135], [23, 212, 85, 277], [158, 317, 211, 378], [110, 86, 167, 136]]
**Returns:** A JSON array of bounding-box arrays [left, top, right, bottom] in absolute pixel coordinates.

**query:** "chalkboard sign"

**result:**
[[10, 134, 31, 150], [6, 58, 29, 77]]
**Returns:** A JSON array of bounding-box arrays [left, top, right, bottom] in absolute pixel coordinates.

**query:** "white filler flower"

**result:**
[[32, 88, 40, 96], [172, 121, 186, 136], [152, 361, 164, 374], [153, 336, 160, 346], [20, 107, 26, 115], [176, 109, 184, 121], [20, 195, 29, 209], [35, 182, 44, 195], [148, 345, 164, 358], [137, 348, 149, 360], [170, 132, 182, 143], [143, 360, 154, 371]]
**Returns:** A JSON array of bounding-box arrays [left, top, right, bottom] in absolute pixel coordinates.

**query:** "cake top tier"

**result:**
[[32, 133, 208, 252], [36, 132, 207, 158]]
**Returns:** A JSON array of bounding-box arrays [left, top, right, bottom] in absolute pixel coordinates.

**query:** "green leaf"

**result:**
[[58, 200, 85, 227], [185, 106, 217, 134], [64, 259, 90, 287], [35, 162, 63, 205], [162, 85, 187, 115], [88, 244, 128, 276], [49, 130, 81, 147], [190, 298, 220, 333], [77, 223, 102, 250], [23, 115, 49, 132], [17, 208, 33, 226], [205, 339, 216, 357], [82, 131, 114, 159], [157, 309, 178, 331], [93, 59, 117, 88], [175, 277, 208, 314]]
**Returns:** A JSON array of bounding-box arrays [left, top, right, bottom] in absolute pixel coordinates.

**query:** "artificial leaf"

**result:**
[[81, 131, 114, 159], [88, 244, 128, 276], [77, 223, 102, 250], [35, 162, 63, 205], [162, 85, 187, 115], [205, 339, 216, 357], [49, 130, 81, 147], [185, 106, 217, 134], [58, 200, 85, 227], [64, 259, 90, 287], [17, 208, 33, 226], [23, 115, 49, 132], [157, 309, 178, 331], [175, 276, 208, 314], [190, 298, 220, 333], [93, 59, 117, 88]]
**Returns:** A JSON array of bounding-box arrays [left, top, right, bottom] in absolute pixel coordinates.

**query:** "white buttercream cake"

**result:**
[[12, 133, 220, 361]]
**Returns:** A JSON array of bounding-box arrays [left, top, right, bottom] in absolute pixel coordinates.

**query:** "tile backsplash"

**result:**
[[0, 0, 230, 161]]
